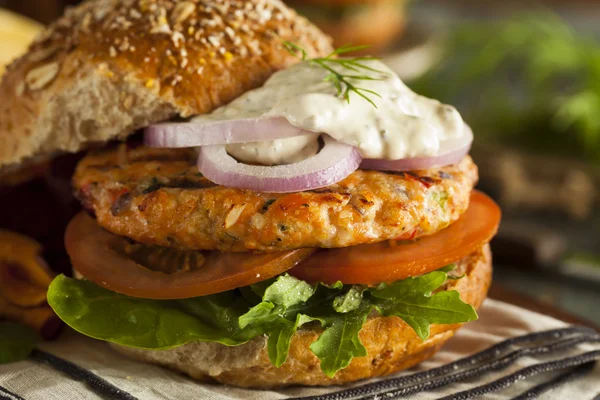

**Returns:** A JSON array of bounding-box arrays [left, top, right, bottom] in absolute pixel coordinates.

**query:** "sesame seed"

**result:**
[[172, 31, 185, 47], [129, 9, 142, 19], [207, 35, 220, 47], [151, 22, 172, 35], [213, 3, 229, 15], [224, 26, 235, 40], [171, 75, 183, 86], [170, 1, 195, 26]]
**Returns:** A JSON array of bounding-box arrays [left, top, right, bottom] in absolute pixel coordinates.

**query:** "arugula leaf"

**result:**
[[375, 291, 478, 340], [266, 314, 318, 367], [333, 286, 365, 313], [48, 266, 477, 377], [373, 271, 447, 300], [0, 322, 39, 364], [241, 276, 321, 366], [372, 270, 477, 340], [439, 264, 457, 273], [262, 274, 315, 308], [310, 309, 370, 377]]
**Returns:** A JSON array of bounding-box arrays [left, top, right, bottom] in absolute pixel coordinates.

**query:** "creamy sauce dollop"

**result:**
[[192, 60, 466, 166]]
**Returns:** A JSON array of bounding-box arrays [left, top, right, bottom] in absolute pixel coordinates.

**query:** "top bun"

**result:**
[[0, 0, 332, 170]]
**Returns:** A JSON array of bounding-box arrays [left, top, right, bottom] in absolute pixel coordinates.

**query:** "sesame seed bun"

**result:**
[[0, 0, 332, 171], [109, 244, 492, 388]]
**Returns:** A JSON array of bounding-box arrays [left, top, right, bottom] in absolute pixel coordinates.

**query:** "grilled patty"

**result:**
[[74, 146, 478, 252]]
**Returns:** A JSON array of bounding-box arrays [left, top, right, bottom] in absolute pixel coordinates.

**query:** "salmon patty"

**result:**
[[74, 146, 478, 252]]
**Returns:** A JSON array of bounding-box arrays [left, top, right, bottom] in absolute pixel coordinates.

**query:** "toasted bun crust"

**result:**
[[110, 244, 492, 388], [0, 0, 332, 170]]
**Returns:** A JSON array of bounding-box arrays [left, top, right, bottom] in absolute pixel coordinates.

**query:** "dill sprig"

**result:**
[[283, 42, 387, 108]]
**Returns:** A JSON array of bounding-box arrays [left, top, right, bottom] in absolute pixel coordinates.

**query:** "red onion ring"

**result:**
[[145, 117, 308, 148], [197, 135, 362, 193], [360, 125, 474, 172]]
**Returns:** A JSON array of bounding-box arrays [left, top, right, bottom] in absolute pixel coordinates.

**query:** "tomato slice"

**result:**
[[65, 213, 315, 299], [290, 191, 501, 285]]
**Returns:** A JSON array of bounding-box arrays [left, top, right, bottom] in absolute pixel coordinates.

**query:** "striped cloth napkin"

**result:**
[[1, 299, 599, 400]]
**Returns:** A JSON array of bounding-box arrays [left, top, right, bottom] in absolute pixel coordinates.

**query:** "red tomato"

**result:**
[[65, 213, 315, 299], [290, 191, 501, 285]]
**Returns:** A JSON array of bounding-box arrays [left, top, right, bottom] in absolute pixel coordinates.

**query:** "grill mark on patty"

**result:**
[[142, 178, 217, 194], [111, 191, 132, 216]]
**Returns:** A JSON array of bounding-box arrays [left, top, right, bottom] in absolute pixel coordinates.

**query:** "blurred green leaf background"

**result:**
[[410, 13, 600, 165]]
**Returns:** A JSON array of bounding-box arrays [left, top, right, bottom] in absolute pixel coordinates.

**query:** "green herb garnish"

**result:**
[[283, 41, 386, 108]]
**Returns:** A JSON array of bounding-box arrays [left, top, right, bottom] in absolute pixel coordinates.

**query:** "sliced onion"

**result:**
[[197, 135, 362, 193], [145, 117, 309, 148], [360, 125, 474, 172]]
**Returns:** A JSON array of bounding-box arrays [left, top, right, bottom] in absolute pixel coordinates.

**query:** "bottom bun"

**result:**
[[111, 244, 492, 388]]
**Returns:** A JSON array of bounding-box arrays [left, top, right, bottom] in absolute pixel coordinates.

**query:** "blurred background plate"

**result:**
[[0, 8, 41, 75]]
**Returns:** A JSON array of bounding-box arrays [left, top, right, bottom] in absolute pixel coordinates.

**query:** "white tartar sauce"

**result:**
[[191, 60, 466, 166]]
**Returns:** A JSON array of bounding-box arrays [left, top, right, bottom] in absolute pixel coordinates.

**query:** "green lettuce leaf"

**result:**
[[48, 275, 255, 349], [48, 266, 477, 377], [0, 322, 39, 364]]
